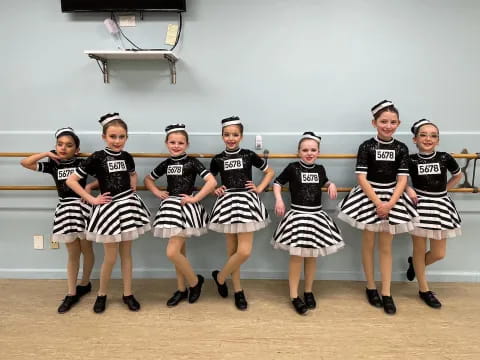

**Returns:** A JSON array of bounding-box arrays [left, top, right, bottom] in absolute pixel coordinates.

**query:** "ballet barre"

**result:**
[[0, 186, 476, 192], [1, 151, 479, 193], [1, 152, 479, 159]]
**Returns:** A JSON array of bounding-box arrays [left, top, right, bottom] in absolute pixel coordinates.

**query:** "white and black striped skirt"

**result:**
[[52, 197, 91, 243], [208, 189, 270, 233], [87, 189, 151, 243], [337, 181, 419, 234], [152, 196, 208, 238], [272, 204, 344, 257], [410, 189, 461, 240]]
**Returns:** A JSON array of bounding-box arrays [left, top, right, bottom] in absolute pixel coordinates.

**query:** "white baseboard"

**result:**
[[1, 268, 478, 282]]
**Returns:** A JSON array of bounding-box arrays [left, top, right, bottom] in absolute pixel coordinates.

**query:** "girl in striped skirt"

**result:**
[[67, 113, 151, 314], [144, 124, 217, 307], [209, 116, 275, 310], [272, 132, 344, 315], [405, 119, 463, 309], [21, 127, 96, 313], [337, 100, 418, 315]]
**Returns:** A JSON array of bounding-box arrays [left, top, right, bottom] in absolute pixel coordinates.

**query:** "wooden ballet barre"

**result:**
[[0, 152, 478, 159], [0, 186, 477, 193], [2, 152, 479, 192], [1, 152, 354, 158]]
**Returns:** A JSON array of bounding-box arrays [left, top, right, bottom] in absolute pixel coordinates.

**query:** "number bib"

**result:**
[[107, 160, 127, 173], [375, 149, 395, 161], [418, 163, 441, 175], [224, 158, 243, 170], [301, 172, 319, 183], [167, 165, 183, 175], [57, 168, 75, 180]]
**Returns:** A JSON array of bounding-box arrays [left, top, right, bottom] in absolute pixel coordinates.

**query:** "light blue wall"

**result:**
[[1, 0, 479, 281]]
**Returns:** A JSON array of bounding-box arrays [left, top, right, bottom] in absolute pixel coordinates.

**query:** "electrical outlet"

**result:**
[[119, 15, 136, 27], [165, 24, 179, 46], [255, 135, 263, 150], [33, 235, 44, 250], [50, 238, 60, 249]]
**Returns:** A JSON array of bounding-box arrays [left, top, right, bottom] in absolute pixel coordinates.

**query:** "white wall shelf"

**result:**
[[84, 50, 179, 84]]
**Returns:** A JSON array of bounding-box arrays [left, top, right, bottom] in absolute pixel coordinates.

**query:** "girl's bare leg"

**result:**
[[288, 256, 303, 298], [65, 240, 81, 295], [79, 239, 94, 285], [98, 242, 119, 295], [166, 236, 198, 289], [119, 241, 133, 296], [304, 257, 317, 293], [218, 232, 254, 292], [362, 230, 376, 289], [378, 232, 393, 296]]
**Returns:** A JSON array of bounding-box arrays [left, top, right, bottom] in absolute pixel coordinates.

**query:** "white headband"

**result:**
[[55, 127, 76, 138], [99, 115, 121, 127], [411, 119, 432, 134], [300, 134, 321, 143], [222, 119, 242, 127], [371, 101, 394, 116], [166, 124, 186, 134]]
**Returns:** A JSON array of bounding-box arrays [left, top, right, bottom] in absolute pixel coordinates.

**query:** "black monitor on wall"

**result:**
[[61, 0, 186, 13]]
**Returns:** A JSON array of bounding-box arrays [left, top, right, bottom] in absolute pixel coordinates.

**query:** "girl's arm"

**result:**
[[273, 183, 285, 216], [83, 180, 100, 203], [180, 174, 217, 205], [246, 167, 275, 193], [130, 171, 138, 192], [357, 173, 381, 206], [405, 185, 418, 205], [358, 173, 392, 218], [376, 174, 408, 218], [325, 181, 338, 200], [85, 180, 99, 193], [144, 175, 169, 199], [66, 174, 111, 205], [214, 185, 227, 196], [446, 172, 463, 190], [390, 174, 408, 206], [20, 152, 60, 170]]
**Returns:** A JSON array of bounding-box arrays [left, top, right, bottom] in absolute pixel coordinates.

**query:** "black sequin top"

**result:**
[[274, 161, 328, 206], [409, 152, 460, 193], [38, 154, 86, 198], [355, 137, 409, 183], [210, 148, 268, 189], [149, 154, 210, 196], [75, 148, 135, 196]]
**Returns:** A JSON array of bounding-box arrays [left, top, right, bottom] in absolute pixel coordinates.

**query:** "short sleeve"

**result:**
[[274, 163, 292, 186], [355, 142, 369, 174], [210, 157, 220, 176], [408, 155, 415, 175], [75, 153, 97, 179], [125, 152, 135, 173], [319, 165, 328, 187], [37, 159, 54, 174], [397, 143, 410, 176], [445, 153, 461, 175], [192, 158, 210, 179], [149, 161, 168, 180], [250, 150, 268, 171]]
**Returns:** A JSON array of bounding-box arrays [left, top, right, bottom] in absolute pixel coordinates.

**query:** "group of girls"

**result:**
[[20, 100, 463, 317], [338, 100, 462, 315]]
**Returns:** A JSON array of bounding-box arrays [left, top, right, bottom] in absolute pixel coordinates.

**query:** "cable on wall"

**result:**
[[111, 11, 183, 51]]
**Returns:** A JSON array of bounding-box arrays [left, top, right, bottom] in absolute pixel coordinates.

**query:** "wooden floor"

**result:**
[[1, 279, 479, 360]]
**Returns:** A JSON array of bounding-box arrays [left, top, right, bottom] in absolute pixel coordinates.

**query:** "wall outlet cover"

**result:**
[[50, 239, 60, 249], [165, 24, 179, 46], [33, 235, 44, 250], [119, 15, 136, 27], [255, 135, 263, 150]]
